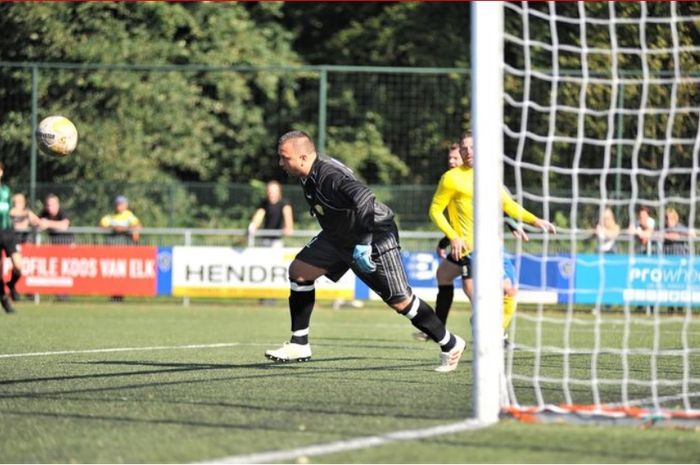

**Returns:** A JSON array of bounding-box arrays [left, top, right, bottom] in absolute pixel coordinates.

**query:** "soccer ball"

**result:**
[[36, 115, 78, 156]]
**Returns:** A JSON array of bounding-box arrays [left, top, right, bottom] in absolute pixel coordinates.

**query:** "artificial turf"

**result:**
[[1, 300, 698, 463]]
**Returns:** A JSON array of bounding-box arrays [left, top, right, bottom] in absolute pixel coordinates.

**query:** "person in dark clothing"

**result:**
[[662, 207, 692, 256], [662, 207, 694, 314], [0, 162, 24, 313], [38, 193, 73, 244], [247, 180, 294, 247], [264, 130, 466, 372]]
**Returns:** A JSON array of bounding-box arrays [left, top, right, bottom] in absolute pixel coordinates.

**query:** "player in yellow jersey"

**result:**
[[428, 131, 556, 345]]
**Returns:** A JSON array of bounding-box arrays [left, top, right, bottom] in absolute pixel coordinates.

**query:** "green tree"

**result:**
[[282, 3, 471, 184], [0, 2, 301, 226]]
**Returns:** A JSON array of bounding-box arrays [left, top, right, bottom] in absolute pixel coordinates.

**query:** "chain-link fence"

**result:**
[[0, 62, 471, 230]]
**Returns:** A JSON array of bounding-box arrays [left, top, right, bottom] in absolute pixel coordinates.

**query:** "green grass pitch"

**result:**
[[1, 300, 699, 463]]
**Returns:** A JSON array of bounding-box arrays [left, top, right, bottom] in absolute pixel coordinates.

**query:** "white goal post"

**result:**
[[471, 1, 505, 425]]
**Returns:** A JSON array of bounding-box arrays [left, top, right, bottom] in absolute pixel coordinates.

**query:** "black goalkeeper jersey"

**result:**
[[300, 155, 396, 248]]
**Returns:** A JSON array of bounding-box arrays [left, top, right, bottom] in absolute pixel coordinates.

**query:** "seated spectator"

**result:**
[[38, 193, 73, 244], [10, 193, 39, 244], [99, 195, 141, 245]]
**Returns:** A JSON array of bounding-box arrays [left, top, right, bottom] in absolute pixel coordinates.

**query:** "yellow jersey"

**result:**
[[428, 166, 537, 255], [100, 210, 141, 229]]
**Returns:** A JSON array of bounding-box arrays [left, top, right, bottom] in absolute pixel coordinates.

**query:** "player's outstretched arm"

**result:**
[[501, 187, 556, 235], [533, 217, 556, 234], [504, 216, 529, 242]]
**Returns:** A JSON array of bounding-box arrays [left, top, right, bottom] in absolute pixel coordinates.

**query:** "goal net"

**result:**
[[499, 1, 700, 423]]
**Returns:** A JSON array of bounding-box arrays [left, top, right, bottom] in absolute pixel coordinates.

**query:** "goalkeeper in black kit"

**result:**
[[265, 131, 466, 372]]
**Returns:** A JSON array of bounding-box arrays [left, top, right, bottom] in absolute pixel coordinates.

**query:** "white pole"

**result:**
[[471, 1, 504, 425]]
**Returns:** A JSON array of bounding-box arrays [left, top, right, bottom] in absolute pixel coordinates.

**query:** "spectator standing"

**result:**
[[99, 195, 141, 302], [99, 195, 141, 245], [38, 194, 72, 244], [629, 206, 656, 255], [661, 207, 694, 315], [661, 207, 692, 256], [628, 206, 656, 314], [248, 180, 294, 247], [595, 207, 620, 254], [10, 193, 39, 244]]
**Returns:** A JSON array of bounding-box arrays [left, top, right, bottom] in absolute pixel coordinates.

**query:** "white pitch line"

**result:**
[[0, 343, 241, 359], [199, 419, 491, 464]]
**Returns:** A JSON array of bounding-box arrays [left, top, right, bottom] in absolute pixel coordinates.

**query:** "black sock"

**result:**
[[9, 268, 21, 287], [289, 280, 315, 345], [435, 284, 454, 325], [399, 296, 456, 351]]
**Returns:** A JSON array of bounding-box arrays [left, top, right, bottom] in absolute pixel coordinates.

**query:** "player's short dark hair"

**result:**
[[449, 143, 460, 151], [0, 161, 4, 170], [459, 131, 473, 151], [278, 130, 315, 154]]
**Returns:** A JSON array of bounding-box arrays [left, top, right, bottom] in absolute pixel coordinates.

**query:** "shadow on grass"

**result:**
[[0, 358, 468, 433], [0, 407, 332, 435], [314, 336, 432, 348], [0, 356, 441, 402], [0, 357, 359, 386]]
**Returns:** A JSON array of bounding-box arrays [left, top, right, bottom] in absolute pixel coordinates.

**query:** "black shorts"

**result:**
[[446, 252, 473, 279], [295, 230, 412, 304], [0, 229, 20, 256]]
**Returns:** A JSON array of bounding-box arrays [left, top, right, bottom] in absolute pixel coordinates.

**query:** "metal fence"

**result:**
[[20, 226, 690, 256], [2, 61, 696, 233], [0, 61, 470, 213], [19, 181, 449, 231]]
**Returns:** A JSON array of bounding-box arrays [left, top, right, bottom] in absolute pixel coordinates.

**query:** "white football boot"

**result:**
[[435, 335, 466, 373], [265, 342, 312, 362]]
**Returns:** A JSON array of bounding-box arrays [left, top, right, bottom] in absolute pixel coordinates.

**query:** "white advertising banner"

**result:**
[[171, 246, 355, 299]]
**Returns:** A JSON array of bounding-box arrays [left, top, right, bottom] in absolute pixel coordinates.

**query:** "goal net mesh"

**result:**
[[501, 1, 700, 422]]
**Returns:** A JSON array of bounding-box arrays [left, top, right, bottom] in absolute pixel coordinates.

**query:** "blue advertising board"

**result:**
[[354, 251, 573, 304], [156, 247, 173, 296], [510, 253, 574, 304], [574, 254, 700, 306]]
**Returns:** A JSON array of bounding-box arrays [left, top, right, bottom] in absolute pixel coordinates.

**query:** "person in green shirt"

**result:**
[[0, 161, 25, 314]]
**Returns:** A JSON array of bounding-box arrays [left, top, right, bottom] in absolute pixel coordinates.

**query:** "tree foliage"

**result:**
[[0, 2, 298, 187], [1, 2, 697, 229]]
